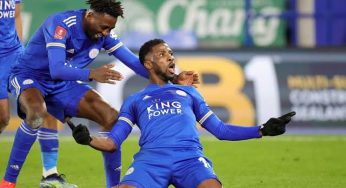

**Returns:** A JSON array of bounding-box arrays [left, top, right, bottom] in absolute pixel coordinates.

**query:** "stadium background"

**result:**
[[1, 0, 346, 187], [3, 0, 345, 134]]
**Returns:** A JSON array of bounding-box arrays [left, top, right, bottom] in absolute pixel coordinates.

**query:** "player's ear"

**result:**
[[85, 10, 92, 18], [144, 60, 152, 70], [85, 10, 95, 21]]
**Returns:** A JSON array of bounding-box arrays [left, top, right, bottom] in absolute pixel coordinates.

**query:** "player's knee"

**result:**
[[26, 115, 44, 129], [26, 108, 48, 129], [0, 115, 10, 131], [118, 184, 137, 188], [197, 179, 222, 188]]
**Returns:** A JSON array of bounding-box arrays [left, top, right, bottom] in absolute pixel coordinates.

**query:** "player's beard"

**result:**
[[90, 33, 102, 41], [85, 31, 97, 41], [153, 63, 174, 82], [85, 28, 101, 41]]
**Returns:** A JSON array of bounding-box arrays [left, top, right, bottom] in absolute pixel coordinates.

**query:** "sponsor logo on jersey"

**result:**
[[147, 100, 182, 119], [0, 0, 16, 19], [23, 79, 34, 85], [89, 48, 99, 59], [54, 26, 67, 39]]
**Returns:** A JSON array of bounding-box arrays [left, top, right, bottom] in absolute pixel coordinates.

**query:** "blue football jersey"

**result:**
[[111, 83, 213, 150], [113, 83, 262, 187], [12, 9, 147, 81], [0, 0, 21, 57]]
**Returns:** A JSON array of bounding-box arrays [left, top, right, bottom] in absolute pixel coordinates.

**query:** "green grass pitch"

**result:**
[[1, 135, 345, 188]]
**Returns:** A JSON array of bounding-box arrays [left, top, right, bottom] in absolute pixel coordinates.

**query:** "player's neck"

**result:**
[[82, 11, 87, 35], [149, 75, 168, 86]]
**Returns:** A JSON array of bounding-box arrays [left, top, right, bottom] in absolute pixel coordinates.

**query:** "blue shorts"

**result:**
[[0, 47, 23, 99], [8, 74, 92, 122], [120, 148, 219, 188]]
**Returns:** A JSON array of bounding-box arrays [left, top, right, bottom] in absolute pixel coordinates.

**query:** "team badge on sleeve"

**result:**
[[54, 26, 67, 39]]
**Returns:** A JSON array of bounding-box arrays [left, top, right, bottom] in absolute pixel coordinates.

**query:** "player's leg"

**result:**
[[76, 89, 118, 130], [197, 179, 222, 188], [31, 81, 80, 188], [75, 89, 120, 188], [0, 75, 77, 188], [0, 99, 10, 134], [38, 116, 77, 188], [119, 155, 170, 188], [118, 185, 136, 188], [49, 82, 118, 187], [1, 86, 49, 186], [172, 156, 222, 188], [38, 116, 59, 178], [0, 76, 10, 133], [0, 62, 15, 187], [0, 48, 22, 134]]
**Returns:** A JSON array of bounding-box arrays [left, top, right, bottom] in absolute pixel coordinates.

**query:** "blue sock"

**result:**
[[102, 150, 122, 187], [4, 121, 38, 183], [99, 131, 122, 188], [38, 128, 59, 177]]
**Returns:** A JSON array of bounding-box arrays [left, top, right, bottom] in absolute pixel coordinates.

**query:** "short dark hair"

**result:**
[[86, 0, 124, 18], [139, 39, 166, 64]]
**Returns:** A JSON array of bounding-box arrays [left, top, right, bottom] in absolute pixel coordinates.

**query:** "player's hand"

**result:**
[[261, 111, 296, 136], [173, 71, 200, 87], [89, 64, 123, 84], [72, 124, 92, 145]]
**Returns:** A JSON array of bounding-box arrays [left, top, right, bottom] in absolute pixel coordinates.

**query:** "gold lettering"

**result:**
[[288, 75, 329, 89]]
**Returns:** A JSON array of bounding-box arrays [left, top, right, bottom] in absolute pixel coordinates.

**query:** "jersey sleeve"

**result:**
[[44, 15, 90, 81], [103, 34, 149, 78], [190, 87, 261, 140], [108, 96, 137, 148], [43, 15, 69, 47], [190, 87, 213, 122]]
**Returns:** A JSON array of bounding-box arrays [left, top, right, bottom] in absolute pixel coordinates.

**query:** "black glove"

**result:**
[[261, 111, 296, 136], [72, 124, 92, 145]]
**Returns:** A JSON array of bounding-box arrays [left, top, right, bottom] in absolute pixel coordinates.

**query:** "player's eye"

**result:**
[[100, 25, 112, 33]]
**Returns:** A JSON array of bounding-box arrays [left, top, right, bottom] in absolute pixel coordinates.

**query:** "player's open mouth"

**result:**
[[95, 33, 102, 38], [168, 63, 175, 74]]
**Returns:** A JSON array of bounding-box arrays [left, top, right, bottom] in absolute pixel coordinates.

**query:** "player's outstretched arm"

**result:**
[[202, 114, 262, 141], [260, 111, 296, 136], [202, 111, 296, 140], [89, 136, 117, 152], [67, 121, 117, 152], [193, 85, 295, 140]]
